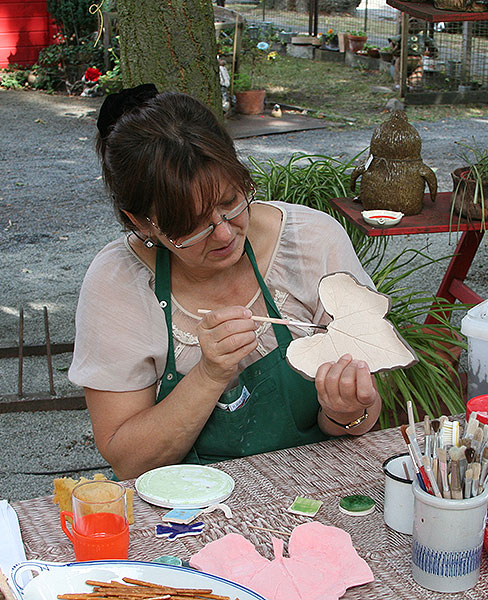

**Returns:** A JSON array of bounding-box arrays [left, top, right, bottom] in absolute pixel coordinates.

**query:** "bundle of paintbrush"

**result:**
[[401, 401, 488, 499]]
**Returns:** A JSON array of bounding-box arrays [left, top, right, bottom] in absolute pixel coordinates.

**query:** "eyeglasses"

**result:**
[[146, 188, 255, 249]]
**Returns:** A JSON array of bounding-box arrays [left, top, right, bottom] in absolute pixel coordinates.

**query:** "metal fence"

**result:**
[[221, 0, 488, 91]]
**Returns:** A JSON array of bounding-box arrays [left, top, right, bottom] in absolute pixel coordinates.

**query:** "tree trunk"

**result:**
[[117, 0, 222, 117]]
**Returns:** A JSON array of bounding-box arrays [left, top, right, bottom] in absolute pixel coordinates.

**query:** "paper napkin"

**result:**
[[0, 500, 29, 586]]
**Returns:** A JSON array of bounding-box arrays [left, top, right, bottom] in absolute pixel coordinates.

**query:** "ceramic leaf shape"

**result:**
[[190, 522, 374, 600], [286, 272, 417, 376]]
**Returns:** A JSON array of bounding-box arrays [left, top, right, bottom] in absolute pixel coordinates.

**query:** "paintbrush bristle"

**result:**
[[483, 446, 488, 460], [437, 447, 447, 463], [466, 419, 479, 438], [449, 446, 464, 461], [465, 447, 476, 463], [400, 424, 410, 445], [431, 419, 440, 433], [424, 416, 431, 435]]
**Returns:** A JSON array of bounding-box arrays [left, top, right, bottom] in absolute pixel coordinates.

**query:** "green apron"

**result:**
[[155, 239, 328, 464]]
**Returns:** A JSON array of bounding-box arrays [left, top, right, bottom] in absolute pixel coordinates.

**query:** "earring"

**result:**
[[144, 236, 155, 248]]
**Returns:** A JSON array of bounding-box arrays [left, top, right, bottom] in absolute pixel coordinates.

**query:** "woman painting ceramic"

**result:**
[[69, 85, 381, 480]]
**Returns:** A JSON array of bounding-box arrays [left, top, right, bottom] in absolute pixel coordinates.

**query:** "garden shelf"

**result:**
[[387, 0, 488, 97]]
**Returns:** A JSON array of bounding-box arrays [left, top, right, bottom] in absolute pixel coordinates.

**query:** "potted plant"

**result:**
[[379, 46, 393, 63], [346, 30, 368, 54], [365, 44, 380, 59], [322, 28, 339, 51], [234, 39, 276, 115], [451, 139, 488, 230]]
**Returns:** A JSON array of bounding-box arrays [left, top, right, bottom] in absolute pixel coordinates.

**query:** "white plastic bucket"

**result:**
[[461, 299, 488, 399]]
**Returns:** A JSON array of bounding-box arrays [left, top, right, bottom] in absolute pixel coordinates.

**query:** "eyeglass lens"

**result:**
[[173, 194, 252, 248]]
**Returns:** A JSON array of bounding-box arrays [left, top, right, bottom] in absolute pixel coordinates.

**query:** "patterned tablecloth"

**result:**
[[9, 423, 488, 599]]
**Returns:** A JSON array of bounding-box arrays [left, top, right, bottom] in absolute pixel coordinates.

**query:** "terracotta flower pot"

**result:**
[[347, 35, 367, 54], [235, 89, 266, 115], [451, 166, 488, 222]]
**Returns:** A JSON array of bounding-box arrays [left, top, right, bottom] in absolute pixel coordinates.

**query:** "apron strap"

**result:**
[[244, 238, 292, 356], [155, 246, 178, 388]]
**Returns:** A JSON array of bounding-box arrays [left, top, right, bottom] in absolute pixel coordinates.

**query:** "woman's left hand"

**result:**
[[315, 353, 380, 433]]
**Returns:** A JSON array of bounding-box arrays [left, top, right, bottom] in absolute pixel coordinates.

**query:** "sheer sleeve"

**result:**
[[268, 202, 374, 327], [68, 239, 168, 392]]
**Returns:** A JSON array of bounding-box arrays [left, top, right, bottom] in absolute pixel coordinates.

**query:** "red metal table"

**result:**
[[329, 192, 485, 324]]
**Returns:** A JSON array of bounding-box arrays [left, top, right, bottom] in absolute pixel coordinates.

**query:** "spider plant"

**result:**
[[450, 138, 488, 233], [248, 151, 389, 268], [371, 248, 467, 428]]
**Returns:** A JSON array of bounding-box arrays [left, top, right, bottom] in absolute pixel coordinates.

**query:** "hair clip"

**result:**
[[97, 83, 159, 139]]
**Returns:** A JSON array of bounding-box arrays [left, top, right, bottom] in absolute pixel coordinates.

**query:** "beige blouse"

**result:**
[[68, 201, 374, 392]]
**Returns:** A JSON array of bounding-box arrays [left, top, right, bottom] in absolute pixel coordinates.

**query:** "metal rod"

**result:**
[[399, 12, 409, 98], [43, 306, 56, 395], [18, 308, 24, 397], [313, 0, 319, 37], [0, 342, 74, 359]]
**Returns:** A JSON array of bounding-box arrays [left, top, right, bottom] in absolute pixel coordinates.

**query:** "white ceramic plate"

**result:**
[[10, 560, 267, 600], [361, 209, 404, 227], [135, 464, 235, 508]]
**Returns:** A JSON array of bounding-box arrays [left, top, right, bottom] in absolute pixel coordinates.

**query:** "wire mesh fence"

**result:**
[[221, 0, 488, 91]]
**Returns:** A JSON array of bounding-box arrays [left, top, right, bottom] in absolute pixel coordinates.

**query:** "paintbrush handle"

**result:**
[[406, 445, 426, 491], [198, 309, 288, 325], [197, 309, 323, 330], [409, 440, 433, 493], [419, 465, 434, 495]]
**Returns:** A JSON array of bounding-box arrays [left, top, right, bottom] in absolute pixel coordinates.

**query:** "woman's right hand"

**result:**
[[197, 306, 258, 385]]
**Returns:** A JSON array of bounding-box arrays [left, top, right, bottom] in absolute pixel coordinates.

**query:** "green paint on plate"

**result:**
[[339, 494, 375, 516]]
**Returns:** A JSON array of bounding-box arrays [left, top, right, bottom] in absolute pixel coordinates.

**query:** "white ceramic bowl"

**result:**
[[361, 209, 404, 228], [10, 560, 267, 600]]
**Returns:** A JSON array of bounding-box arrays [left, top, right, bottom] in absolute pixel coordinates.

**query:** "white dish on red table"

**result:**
[[361, 209, 404, 227], [9, 560, 268, 600]]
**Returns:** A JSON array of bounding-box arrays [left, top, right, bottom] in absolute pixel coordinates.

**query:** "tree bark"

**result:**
[[117, 0, 222, 116]]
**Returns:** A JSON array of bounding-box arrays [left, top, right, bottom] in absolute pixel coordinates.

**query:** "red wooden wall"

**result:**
[[0, 0, 56, 68]]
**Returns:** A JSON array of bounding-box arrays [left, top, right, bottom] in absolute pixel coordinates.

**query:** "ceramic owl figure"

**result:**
[[350, 110, 437, 215]]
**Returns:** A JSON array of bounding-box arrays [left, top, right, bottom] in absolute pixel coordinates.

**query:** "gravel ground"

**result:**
[[1, 88, 487, 501]]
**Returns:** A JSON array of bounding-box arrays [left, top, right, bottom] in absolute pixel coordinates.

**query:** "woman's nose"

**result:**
[[211, 218, 233, 240]]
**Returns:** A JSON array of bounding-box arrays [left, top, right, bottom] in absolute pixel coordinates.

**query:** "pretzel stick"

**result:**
[[57, 577, 234, 600], [123, 579, 213, 594]]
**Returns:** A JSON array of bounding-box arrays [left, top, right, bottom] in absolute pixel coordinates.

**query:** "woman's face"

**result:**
[[153, 177, 251, 274]]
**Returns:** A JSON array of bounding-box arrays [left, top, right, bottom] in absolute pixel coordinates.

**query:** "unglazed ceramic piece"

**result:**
[[286, 272, 417, 376], [190, 521, 374, 600]]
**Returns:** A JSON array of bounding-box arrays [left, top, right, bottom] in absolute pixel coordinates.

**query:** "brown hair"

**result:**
[[97, 91, 253, 237]]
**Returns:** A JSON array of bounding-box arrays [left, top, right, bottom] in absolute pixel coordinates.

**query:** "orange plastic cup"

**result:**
[[60, 480, 129, 561]]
